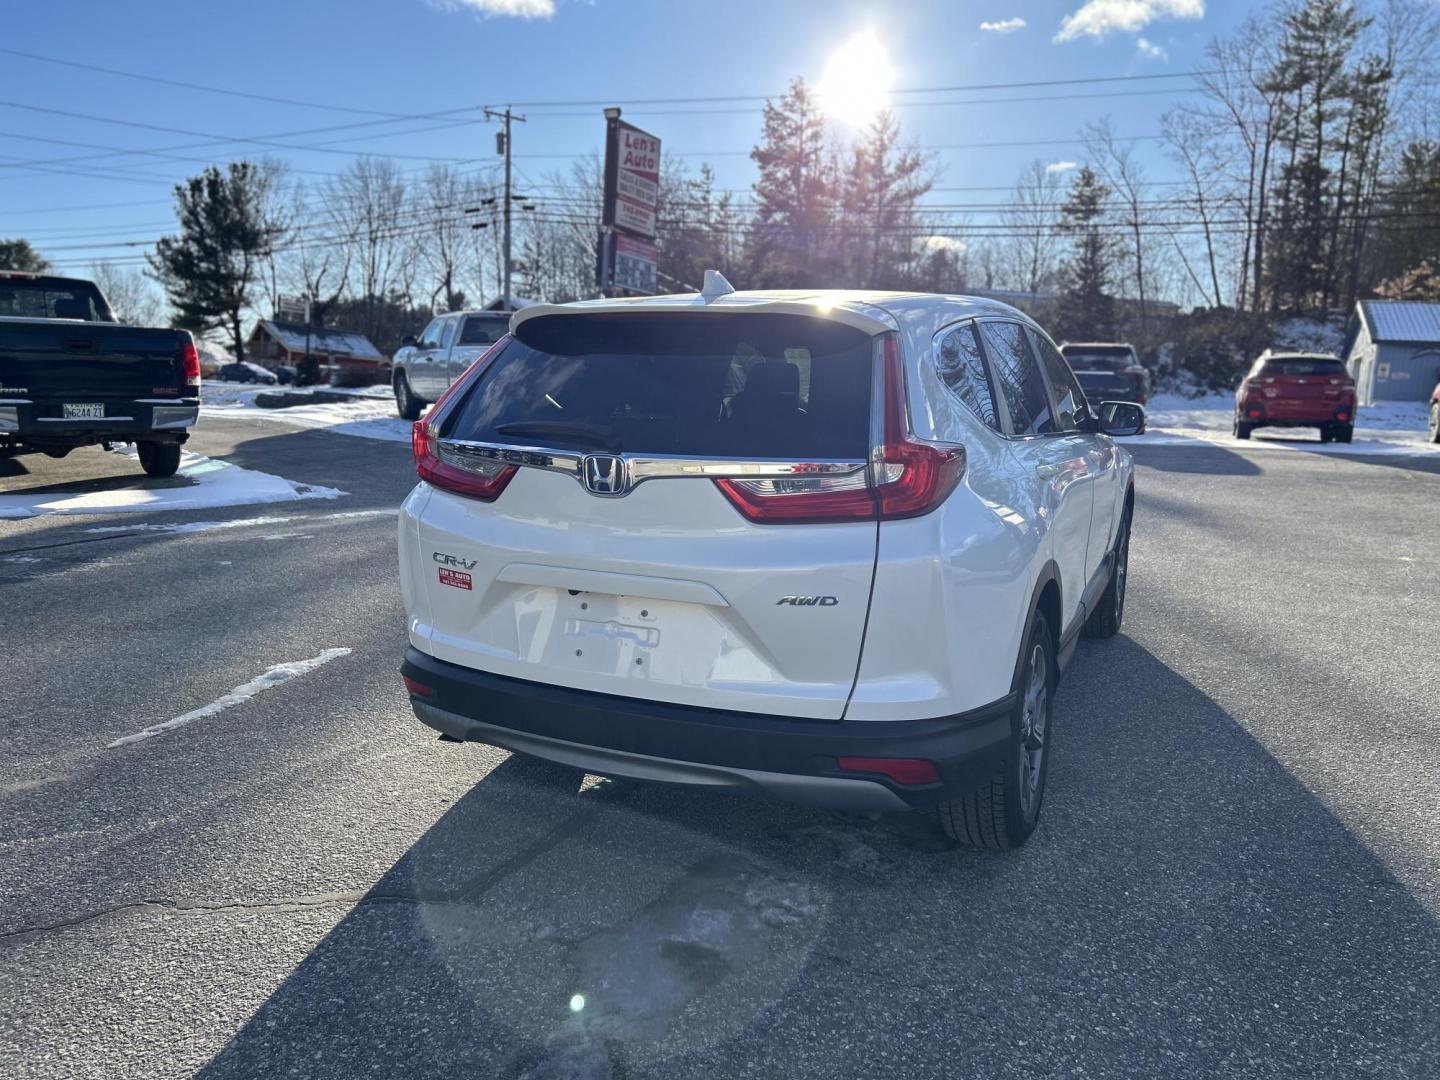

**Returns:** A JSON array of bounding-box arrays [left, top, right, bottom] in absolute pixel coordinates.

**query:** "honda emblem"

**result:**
[[582, 454, 627, 496]]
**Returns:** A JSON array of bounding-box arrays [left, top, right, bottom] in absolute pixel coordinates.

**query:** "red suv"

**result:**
[[1429, 379, 1439, 443], [1235, 352, 1356, 443]]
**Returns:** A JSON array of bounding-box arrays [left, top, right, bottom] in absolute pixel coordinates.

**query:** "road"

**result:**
[[3, 413, 1438, 1079]]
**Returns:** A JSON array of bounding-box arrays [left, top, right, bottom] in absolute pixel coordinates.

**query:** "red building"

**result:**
[[246, 320, 387, 378]]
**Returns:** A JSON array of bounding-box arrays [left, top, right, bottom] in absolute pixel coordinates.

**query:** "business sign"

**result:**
[[597, 230, 657, 295], [603, 116, 661, 240], [275, 294, 309, 323]]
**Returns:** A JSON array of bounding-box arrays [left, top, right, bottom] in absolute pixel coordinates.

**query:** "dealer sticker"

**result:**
[[438, 567, 472, 590]]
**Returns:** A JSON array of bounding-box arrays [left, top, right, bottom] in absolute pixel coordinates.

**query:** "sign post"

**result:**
[[598, 110, 661, 296]]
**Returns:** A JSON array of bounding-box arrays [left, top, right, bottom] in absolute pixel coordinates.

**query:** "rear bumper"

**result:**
[[1237, 402, 1354, 426], [401, 646, 1013, 811], [0, 399, 197, 445]]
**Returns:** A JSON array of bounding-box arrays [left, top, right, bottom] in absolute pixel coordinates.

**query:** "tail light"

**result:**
[[412, 335, 515, 502], [716, 335, 964, 524], [413, 421, 517, 502], [179, 337, 201, 389]]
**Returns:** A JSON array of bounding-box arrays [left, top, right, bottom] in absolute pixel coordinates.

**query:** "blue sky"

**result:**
[[2, 0, 1222, 271]]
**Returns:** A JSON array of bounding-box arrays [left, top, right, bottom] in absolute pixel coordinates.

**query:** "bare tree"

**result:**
[[999, 160, 1066, 295], [90, 259, 166, 326], [1162, 110, 1230, 307], [282, 182, 350, 328], [323, 157, 416, 340], [1085, 118, 1152, 328]]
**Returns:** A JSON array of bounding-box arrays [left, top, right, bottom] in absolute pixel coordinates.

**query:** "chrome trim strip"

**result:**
[[435, 437, 867, 494], [0, 406, 18, 433]]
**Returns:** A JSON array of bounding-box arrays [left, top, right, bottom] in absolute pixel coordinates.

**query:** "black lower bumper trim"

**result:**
[[401, 647, 1013, 810]]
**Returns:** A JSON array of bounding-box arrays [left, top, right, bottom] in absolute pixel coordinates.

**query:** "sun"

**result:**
[[817, 30, 894, 127]]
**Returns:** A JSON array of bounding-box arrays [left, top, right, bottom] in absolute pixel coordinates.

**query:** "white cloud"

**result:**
[[1136, 36, 1168, 59], [979, 17, 1027, 33], [434, 0, 555, 18], [1046, 161, 1079, 173], [922, 236, 968, 255], [1054, 0, 1202, 42]]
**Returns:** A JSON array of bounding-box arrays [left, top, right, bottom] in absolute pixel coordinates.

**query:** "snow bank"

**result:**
[[1139, 396, 1437, 456], [201, 381, 412, 442], [0, 450, 344, 519]]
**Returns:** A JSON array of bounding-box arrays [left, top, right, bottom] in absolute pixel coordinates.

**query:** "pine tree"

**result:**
[[1056, 167, 1117, 340], [748, 78, 834, 287], [0, 238, 50, 273], [148, 163, 281, 361]]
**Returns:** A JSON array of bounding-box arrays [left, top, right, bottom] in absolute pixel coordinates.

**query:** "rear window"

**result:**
[[0, 277, 114, 322], [442, 313, 874, 459], [459, 315, 509, 346], [1257, 357, 1346, 376], [1061, 347, 1134, 372]]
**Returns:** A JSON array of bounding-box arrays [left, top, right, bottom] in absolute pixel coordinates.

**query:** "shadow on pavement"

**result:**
[[1126, 441, 1263, 476], [193, 638, 1440, 1080]]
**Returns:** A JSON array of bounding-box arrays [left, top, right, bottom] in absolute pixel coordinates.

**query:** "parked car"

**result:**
[[1234, 351, 1356, 442], [0, 272, 199, 477], [397, 282, 1143, 849], [1429, 378, 1440, 443], [1059, 341, 1151, 406], [392, 310, 512, 419], [217, 361, 278, 385], [270, 364, 297, 385]]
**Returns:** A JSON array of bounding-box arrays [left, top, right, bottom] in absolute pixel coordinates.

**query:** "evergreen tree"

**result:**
[[748, 78, 834, 286], [837, 110, 932, 288], [1056, 167, 1117, 340], [0, 238, 50, 273], [148, 162, 281, 362]]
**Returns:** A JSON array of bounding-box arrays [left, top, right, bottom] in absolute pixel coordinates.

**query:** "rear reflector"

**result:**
[[836, 756, 940, 785], [716, 334, 964, 524], [402, 675, 433, 698]]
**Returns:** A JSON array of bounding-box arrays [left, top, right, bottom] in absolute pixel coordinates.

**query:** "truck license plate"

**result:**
[[63, 403, 104, 419]]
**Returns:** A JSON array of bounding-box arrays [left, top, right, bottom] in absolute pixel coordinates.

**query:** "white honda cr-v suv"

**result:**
[[398, 277, 1142, 849]]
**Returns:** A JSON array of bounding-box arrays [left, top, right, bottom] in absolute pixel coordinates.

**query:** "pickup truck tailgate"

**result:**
[[0, 322, 187, 398]]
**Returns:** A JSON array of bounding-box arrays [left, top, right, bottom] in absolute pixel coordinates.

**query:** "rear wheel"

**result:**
[[1429, 402, 1440, 443], [1335, 424, 1353, 444], [137, 441, 181, 478], [1233, 417, 1253, 440], [936, 613, 1055, 850], [395, 373, 422, 421]]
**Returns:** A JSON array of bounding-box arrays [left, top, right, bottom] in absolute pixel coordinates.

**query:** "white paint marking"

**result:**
[[107, 648, 351, 749]]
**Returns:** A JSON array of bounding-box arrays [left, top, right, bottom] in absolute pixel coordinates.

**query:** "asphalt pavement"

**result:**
[[2, 414, 1437, 1079]]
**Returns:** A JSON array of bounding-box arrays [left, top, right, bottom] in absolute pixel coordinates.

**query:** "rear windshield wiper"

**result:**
[[494, 421, 622, 452]]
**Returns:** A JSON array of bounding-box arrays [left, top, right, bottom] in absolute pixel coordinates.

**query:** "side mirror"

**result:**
[[1098, 400, 1146, 437], [401, 335, 418, 348]]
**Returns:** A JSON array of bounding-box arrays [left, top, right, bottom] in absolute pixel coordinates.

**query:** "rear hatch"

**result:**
[[1251, 357, 1351, 416], [409, 312, 883, 720], [1062, 346, 1146, 402], [0, 321, 188, 402]]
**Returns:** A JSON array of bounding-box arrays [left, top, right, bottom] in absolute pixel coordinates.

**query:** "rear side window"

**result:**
[[935, 322, 999, 431], [443, 313, 874, 459], [0, 278, 113, 322], [979, 321, 1056, 436], [459, 315, 509, 346], [1257, 357, 1345, 376]]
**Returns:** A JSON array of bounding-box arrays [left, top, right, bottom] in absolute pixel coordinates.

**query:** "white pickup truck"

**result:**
[[391, 310, 511, 419]]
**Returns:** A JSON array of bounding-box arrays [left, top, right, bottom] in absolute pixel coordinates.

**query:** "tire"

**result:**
[[395, 373, 422, 421], [1335, 424, 1353, 444], [1084, 508, 1130, 640], [1233, 417, 1253, 440], [137, 441, 181, 478], [1319, 426, 1334, 444], [936, 612, 1055, 850], [1429, 403, 1440, 444]]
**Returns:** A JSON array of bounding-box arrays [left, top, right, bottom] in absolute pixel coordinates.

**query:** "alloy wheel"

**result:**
[[1017, 642, 1049, 817]]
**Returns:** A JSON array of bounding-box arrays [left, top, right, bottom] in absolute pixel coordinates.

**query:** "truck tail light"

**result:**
[[413, 421, 517, 502], [179, 337, 201, 389], [716, 335, 964, 524]]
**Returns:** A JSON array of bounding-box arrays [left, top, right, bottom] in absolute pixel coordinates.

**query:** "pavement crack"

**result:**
[[0, 889, 463, 945]]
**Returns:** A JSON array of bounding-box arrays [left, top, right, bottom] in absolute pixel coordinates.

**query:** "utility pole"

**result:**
[[485, 106, 526, 308]]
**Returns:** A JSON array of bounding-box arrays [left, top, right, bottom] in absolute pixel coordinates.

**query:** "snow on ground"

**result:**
[[1140, 394, 1438, 456], [0, 449, 344, 519], [200, 381, 412, 443]]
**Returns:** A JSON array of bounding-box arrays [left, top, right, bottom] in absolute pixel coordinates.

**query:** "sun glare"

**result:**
[[817, 30, 894, 127]]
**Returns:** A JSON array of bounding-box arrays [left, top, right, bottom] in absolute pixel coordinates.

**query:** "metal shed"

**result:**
[[1343, 301, 1440, 404]]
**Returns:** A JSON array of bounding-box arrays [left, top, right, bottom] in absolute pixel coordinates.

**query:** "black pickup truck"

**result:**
[[0, 272, 200, 478]]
